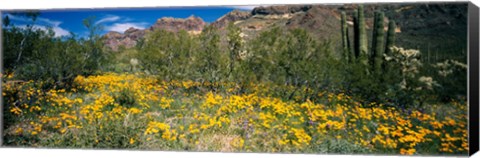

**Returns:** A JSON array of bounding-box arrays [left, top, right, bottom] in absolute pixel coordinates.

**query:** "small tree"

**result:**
[[82, 16, 109, 75]]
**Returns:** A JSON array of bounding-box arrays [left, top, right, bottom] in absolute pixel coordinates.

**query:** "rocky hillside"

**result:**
[[103, 3, 468, 58]]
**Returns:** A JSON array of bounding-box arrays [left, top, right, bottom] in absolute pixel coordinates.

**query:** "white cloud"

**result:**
[[17, 24, 70, 37], [51, 26, 71, 37], [4, 13, 29, 22], [38, 17, 62, 26], [94, 15, 149, 34], [5, 13, 62, 26], [105, 22, 149, 33], [229, 5, 260, 10], [95, 15, 121, 25], [5, 13, 70, 37]]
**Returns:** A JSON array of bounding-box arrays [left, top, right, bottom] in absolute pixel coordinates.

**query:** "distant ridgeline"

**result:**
[[103, 3, 467, 60]]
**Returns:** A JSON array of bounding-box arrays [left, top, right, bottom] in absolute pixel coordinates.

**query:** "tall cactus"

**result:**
[[357, 5, 368, 65], [371, 11, 378, 65], [371, 11, 385, 73], [343, 4, 396, 73], [353, 11, 360, 59], [385, 20, 396, 56], [341, 11, 351, 62], [371, 11, 378, 48], [382, 20, 396, 72]]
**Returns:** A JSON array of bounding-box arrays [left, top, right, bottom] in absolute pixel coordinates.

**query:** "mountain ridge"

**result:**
[[102, 3, 467, 55]]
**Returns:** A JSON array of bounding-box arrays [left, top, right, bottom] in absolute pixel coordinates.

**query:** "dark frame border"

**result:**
[[0, 11, 4, 146], [468, 2, 479, 156]]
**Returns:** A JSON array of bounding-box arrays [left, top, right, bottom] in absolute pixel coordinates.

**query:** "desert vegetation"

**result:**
[[2, 4, 468, 155]]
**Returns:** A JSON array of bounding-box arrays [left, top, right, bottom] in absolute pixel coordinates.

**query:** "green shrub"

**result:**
[[137, 29, 198, 81]]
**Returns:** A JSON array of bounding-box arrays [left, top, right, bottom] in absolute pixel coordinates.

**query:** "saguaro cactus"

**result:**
[[341, 11, 351, 62], [371, 11, 385, 72]]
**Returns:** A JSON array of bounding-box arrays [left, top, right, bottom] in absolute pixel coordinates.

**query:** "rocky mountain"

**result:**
[[251, 5, 312, 15], [104, 27, 145, 51], [219, 5, 343, 45], [210, 10, 251, 29], [149, 15, 206, 34], [103, 15, 206, 51], [103, 3, 468, 56]]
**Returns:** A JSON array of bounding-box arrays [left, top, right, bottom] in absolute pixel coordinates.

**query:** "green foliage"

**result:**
[[276, 29, 318, 86], [136, 23, 343, 100], [2, 26, 32, 71], [15, 34, 79, 86], [245, 26, 343, 101]]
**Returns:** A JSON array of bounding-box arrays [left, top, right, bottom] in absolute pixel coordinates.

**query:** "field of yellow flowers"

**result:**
[[2, 72, 468, 155]]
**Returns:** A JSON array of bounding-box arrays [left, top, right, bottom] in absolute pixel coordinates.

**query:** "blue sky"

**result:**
[[2, 6, 257, 38]]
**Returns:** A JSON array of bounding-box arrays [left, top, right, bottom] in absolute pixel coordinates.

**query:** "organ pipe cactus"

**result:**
[[357, 5, 368, 65], [371, 11, 385, 73], [353, 10, 360, 59], [341, 5, 397, 75], [341, 11, 351, 62], [385, 20, 396, 56]]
